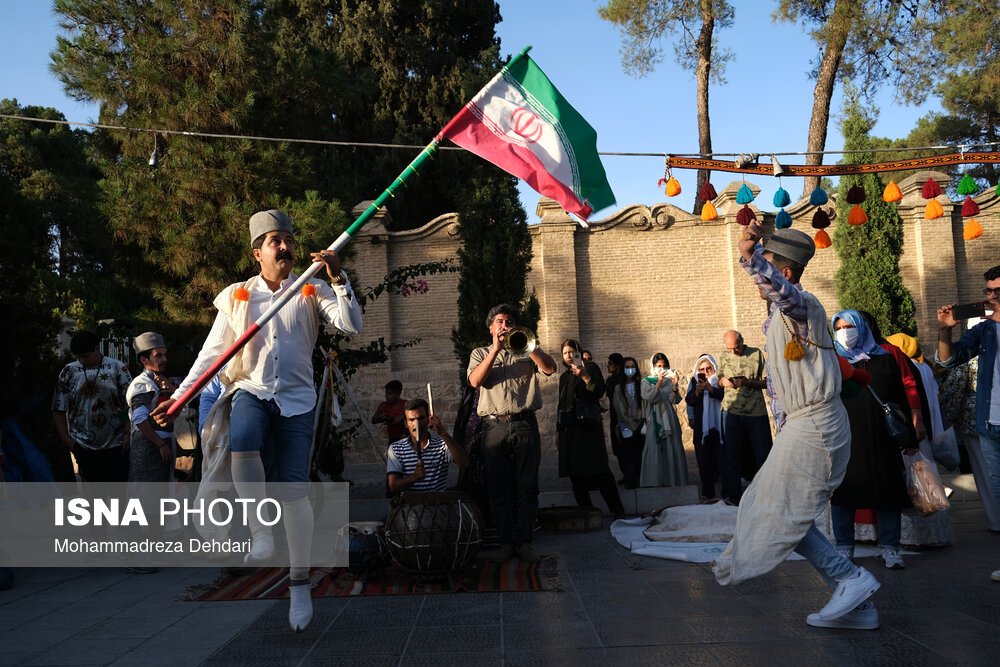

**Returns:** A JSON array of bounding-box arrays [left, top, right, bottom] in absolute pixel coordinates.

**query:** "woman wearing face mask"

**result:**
[[613, 357, 645, 489], [685, 355, 726, 501], [832, 310, 918, 570], [639, 353, 689, 488], [557, 339, 625, 516]]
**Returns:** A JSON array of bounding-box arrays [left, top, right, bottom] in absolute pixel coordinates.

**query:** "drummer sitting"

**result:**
[[387, 398, 469, 494]]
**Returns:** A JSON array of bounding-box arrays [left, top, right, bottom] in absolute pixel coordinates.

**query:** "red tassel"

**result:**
[[846, 185, 866, 204], [962, 196, 980, 217], [922, 177, 942, 199], [700, 182, 717, 202], [811, 209, 830, 229], [736, 204, 756, 226]]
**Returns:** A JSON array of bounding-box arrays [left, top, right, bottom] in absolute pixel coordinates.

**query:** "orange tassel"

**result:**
[[925, 199, 944, 220], [882, 180, 902, 203], [964, 218, 983, 240], [233, 287, 250, 301], [814, 229, 832, 248], [301, 284, 317, 297], [847, 204, 868, 226], [700, 200, 718, 221], [784, 339, 805, 361], [664, 177, 681, 197]]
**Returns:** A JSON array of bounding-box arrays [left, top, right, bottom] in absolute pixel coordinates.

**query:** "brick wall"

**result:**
[[338, 170, 1000, 462]]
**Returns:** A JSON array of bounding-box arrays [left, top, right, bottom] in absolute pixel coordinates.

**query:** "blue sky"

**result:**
[[2, 0, 939, 219]]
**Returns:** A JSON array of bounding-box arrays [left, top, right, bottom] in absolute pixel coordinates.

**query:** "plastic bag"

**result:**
[[904, 450, 950, 516], [929, 427, 960, 471]]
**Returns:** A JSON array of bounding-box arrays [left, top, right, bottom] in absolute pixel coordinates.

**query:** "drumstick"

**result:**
[[427, 382, 434, 416]]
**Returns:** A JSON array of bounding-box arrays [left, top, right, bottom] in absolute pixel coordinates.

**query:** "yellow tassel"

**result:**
[[785, 339, 805, 361], [700, 200, 718, 221], [664, 177, 681, 197]]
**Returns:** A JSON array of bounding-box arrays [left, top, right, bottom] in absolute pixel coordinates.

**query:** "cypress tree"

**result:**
[[833, 98, 916, 336]]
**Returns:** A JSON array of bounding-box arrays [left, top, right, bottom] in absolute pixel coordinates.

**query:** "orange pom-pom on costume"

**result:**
[[233, 287, 250, 301], [301, 284, 316, 297]]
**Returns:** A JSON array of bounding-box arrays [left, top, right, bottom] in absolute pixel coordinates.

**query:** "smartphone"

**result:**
[[697, 373, 707, 382], [952, 301, 987, 320]]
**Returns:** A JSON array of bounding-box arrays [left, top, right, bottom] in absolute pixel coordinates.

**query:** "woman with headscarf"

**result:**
[[684, 354, 726, 500], [557, 339, 625, 515], [832, 310, 918, 569], [612, 356, 646, 489], [639, 353, 688, 487]]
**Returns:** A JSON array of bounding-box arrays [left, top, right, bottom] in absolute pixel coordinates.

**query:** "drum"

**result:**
[[383, 491, 483, 573], [338, 521, 390, 574]]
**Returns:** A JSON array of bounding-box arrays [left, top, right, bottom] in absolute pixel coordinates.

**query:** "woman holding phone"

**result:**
[[685, 355, 726, 500], [639, 353, 689, 487]]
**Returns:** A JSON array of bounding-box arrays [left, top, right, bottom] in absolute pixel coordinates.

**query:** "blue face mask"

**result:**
[[624, 368, 637, 377]]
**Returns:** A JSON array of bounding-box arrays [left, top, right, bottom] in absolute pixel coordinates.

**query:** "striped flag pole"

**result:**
[[166, 48, 535, 416]]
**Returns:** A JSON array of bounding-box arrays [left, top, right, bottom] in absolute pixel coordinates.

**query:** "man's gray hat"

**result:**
[[763, 228, 816, 267], [133, 332, 166, 355], [249, 209, 293, 245]]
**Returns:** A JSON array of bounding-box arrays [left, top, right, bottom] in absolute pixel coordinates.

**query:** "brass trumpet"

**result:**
[[500, 326, 537, 359]]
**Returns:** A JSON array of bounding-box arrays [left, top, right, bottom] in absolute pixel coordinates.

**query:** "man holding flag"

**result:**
[[153, 209, 362, 633]]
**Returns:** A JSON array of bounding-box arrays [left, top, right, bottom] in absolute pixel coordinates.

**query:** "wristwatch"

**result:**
[[331, 270, 348, 286]]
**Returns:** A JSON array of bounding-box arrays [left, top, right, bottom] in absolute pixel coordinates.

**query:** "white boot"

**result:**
[[288, 583, 313, 632], [244, 530, 274, 564]]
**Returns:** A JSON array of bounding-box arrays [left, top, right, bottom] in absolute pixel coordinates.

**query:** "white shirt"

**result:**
[[990, 323, 1000, 425], [174, 272, 362, 417]]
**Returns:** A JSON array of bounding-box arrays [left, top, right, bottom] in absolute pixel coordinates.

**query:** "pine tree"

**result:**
[[833, 98, 916, 336]]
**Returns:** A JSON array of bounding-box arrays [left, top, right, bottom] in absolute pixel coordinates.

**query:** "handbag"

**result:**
[[573, 399, 600, 427], [867, 385, 913, 451]]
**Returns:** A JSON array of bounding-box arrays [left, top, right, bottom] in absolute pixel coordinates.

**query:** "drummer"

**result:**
[[386, 398, 469, 494]]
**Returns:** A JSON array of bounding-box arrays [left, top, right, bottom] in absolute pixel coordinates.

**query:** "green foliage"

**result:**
[[451, 170, 537, 370], [598, 0, 734, 80], [833, 99, 916, 337]]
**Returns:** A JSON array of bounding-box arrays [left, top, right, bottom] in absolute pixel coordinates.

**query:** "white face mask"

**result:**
[[624, 368, 637, 378], [835, 327, 859, 349]]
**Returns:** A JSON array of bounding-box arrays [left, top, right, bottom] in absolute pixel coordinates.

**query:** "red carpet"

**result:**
[[179, 557, 562, 601]]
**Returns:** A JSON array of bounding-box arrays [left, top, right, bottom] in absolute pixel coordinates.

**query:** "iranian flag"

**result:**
[[439, 51, 615, 221]]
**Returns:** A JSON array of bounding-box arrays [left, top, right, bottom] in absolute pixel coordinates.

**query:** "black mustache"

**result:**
[[276, 251, 293, 261]]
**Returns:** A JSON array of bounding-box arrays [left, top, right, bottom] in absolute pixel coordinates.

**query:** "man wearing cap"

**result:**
[[126, 332, 176, 483], [153, 209, 362, 632], [711, 221, 882, 631]]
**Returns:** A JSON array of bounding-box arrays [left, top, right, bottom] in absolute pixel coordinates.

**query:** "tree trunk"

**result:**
[[803, 0, 852, 197], [694, 0, 714, 215]]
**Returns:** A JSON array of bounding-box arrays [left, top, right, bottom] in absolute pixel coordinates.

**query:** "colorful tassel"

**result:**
[[700, 200, 718, 221], [846, 185, 866, 204], [922, 177, 942, 199], [957, 173, 979, 195], [700, 182, 717, 201], [814, 228, 832, 248], [233, 287, 250, 301], [809, 187, 828, 206], [964, 218, 983, 240], [996, 182, 1000, 196], [847, 204, 868, 226], [736, 204, 756, 226], [776, 208, 792, 229], [925, 199, 944, 219], [662, 176, 681, 197], [301, 284, 316, 297], [962, 196, 980, 217], [784, 339, 805, 360], [811, 209, 830, 229], [882, 180, 902, 203], [736, 183, 755, 204], [773, 187, 790, 208]]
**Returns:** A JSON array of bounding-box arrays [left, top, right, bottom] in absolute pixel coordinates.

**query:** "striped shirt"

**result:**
[[386, 434, 453, 493]]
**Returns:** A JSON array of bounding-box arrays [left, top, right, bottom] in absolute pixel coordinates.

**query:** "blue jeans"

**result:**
[[722, 411, 773, 503], [481, 415, 541, 545], [230, 390, 313, 497], [794, 522, 857, 588], [830, 504, 901, 549], [980, 425, 1000, 510]]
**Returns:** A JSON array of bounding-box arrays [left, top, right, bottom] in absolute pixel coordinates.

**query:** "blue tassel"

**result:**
[[736, 183, 755, 205], [773, 187, 790, 208], [776, 208, 792, 229], [809, 186, 828, 206]]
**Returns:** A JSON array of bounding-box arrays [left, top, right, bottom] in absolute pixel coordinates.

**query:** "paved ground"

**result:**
[[2, 467, 998, 666]]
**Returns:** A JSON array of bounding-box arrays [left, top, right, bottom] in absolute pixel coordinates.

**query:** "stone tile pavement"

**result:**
[[2, 495, 998, 666]]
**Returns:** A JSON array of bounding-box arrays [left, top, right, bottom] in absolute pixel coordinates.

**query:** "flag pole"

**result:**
[[167, 46, 534, 416]]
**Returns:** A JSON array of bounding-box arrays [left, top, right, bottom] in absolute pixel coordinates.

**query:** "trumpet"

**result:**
[[500, 326, 537, 359]]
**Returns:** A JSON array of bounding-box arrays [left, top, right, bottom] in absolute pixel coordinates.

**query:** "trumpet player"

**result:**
[[468, 304, 557, 562]]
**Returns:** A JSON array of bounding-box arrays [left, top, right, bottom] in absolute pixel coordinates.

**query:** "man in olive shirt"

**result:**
[[468, 304, 557, 562], [718, 330, 772, 504]]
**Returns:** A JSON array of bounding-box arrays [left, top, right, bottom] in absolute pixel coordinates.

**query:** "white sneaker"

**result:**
[[807, 600, 879, 630], [991, 569, 1000, 582], [288, 583, 313, 632], [817, 566, 881, 621], [244, 531, 275, 564], [879, 547, 905, 569]]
